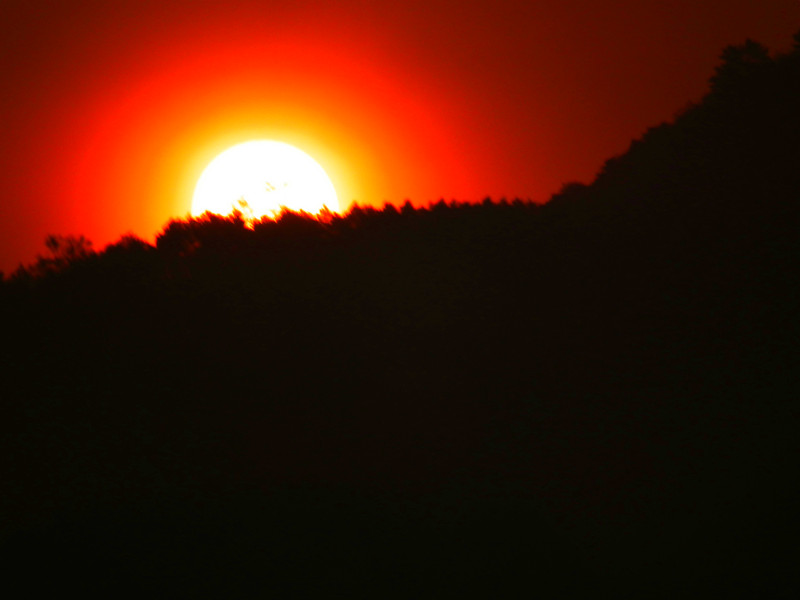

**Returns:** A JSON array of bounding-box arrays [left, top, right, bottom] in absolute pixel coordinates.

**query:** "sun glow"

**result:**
[[191, 140, 339, 220]]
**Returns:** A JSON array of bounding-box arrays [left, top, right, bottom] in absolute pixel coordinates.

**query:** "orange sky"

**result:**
[[1, 0, 798, 271]]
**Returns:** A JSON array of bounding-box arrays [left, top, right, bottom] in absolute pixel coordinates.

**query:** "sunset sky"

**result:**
[[1, 0, 797, 271]]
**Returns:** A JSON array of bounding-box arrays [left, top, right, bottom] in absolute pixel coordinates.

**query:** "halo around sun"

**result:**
[[191, 140, 339, 220]]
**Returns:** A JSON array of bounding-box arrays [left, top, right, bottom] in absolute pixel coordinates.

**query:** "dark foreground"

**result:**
[[2, 36, 800, 597]]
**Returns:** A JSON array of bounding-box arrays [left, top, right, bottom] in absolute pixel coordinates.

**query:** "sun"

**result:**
[[191, 140, 339, 220]]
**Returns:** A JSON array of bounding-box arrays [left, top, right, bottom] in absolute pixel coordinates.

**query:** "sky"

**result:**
[[1, 0, 798, 271]]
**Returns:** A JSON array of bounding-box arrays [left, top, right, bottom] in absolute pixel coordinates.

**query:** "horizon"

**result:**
[[2, 10, 799, 592], [2, 0, 798, 271]]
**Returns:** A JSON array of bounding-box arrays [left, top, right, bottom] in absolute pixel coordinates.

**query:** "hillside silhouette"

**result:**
[[2, 34, 799, 596]]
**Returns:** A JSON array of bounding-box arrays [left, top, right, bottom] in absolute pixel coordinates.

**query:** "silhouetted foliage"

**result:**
[[11, 234, 96, 280], [2, 31, 799, 596], [710, 39, 772, 94]]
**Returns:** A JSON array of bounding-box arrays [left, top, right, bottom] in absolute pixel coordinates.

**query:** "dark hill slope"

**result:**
[[2, 36, 799, 597]]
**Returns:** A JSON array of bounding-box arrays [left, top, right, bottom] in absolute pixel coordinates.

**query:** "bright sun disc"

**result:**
[[191, 140, 339, 219]]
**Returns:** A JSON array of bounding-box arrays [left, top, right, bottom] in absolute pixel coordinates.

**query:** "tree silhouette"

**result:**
[[2, 29, 799, 596], [711, 39, 772, 92], [11, 234, 96, 279]]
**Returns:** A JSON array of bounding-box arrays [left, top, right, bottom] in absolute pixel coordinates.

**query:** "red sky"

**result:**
[[1, 0, 798, 271]]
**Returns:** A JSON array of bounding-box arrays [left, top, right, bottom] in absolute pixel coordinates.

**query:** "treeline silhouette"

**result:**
[[2, 34, 799, 596]]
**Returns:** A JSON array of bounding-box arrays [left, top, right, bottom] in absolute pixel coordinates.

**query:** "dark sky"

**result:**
[[1, 0, 798, 270]]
